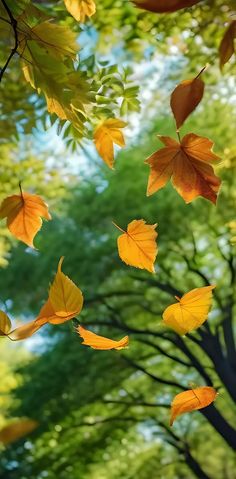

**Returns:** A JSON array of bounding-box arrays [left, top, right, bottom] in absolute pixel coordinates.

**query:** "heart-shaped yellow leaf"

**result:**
[[64, 0, 96, 22], [162, 285, 215, 335], [77, 325, 129, 350], [114, 219, 158, 273], [0, 189, 51, 248], [170, 387, 217, 425], [94, 118, 127, 169]]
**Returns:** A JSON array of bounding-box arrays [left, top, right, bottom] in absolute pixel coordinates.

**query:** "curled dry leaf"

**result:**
[[219, 21, 236, 69], [0, 311, 12, 336], [77, 325, 129, 350], [8, 258, 83, 341], [170, 387, 217, 425], [94, 118, 127, 169], [64, 0, 96, 22], [132, 0, 201, 13], [113, 219, 158, 273], [0, 189, 51, 248], [170, 69, 205, 130], [36, 257, 84, 324], [0, 419, 38, 445], [162, 285, 215, 335], [145, 133, 221, 204]]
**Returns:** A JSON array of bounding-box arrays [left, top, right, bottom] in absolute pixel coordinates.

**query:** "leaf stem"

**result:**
[[112, 221, 125, 233], [195, 65, 208, 80], [176, 130, 181, 143]]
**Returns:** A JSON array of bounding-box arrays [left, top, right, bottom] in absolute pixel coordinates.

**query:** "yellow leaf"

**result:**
[[94, 119, 127, 169], [163, 285, 215, 335], [31, 21, 78, 60], [170, 387, 217, 425], [113, 219, 158, 273], [64, 0, 96, 22], [77, 325, 129, 350], [0, 419, 38, 445], [8, 318, 47, 341], [0, 311, 12, 336], [37, 257, 83, 324], [0, 189, 51, 248]]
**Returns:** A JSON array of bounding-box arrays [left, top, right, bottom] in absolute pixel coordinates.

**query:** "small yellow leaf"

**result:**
[[64, 0, 96, 22], [77, 325, 129, 350], [94, 119, 127, 169], [0, 311, 12, 336], [162, 285, 215, 335], [37, 257, 83, 324], [0, 419, 38, 445], [0, 190, 51, 248], [170, 387, 217, 425], [114, 219, 158, 273]]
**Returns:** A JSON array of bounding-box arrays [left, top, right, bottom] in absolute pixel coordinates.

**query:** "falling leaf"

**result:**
[[36, 257, 83, 324], [113, 219, 158, 273], [94, 119, 127, 169], [77, 325, 129, 350], [170, 68, 205, 129], [132, 0, 200, 13], [170, 387, 217, 425], [0, 419, 38, 445], [145, 133, 221, 204], [8, 318, 47, 341], [219, 21, 236, 69], [0, 311, 12, 336], [0, 188, 51, 248], [64, 0, 96, 22], [162, 285, 215, 335]]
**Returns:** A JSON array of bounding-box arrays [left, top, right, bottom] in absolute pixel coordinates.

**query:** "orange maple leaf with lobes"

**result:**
[[146, 133, 221, 204]]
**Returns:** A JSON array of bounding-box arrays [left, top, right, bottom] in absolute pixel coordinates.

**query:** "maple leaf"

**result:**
[[132, 0, 200, 13], [170, 68, 205, 129], [77, 325, 129, 350], [0, 188, 51, 248], [170, 387, 217, 425], [31, 21, 78, 60], [162, 285, 215, 335], [219, 21, 236, 69], [36, 257, 83, 324], [145, 133, 221, 204], [64, 0, 96, 22], [0, 419, 38, 445], [94, 119, 127, 169], [113, 219, 158, 273]]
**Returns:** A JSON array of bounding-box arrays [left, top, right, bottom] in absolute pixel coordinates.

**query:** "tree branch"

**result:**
[[0, 0, 18, 82]]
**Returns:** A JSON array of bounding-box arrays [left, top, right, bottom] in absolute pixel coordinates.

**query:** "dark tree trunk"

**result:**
[[185, 451, 212, 479], [201, 404, 236, 451]]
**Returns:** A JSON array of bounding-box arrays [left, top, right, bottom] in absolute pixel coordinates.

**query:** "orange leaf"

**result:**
[[132, 0, 200, 13], [36, 257, 83, 324], [0, 311, 12, 336], [8, 318, 48, 341], [219, 21, 236, 69], [162, 285, 215, 335], [77, 325, 129, 350], [145, 133, 221, 204], [114, 219, 158, 273], [94, 118, 127, 169], [0, 189, 51, 248], [170, 387, 217, 425], [0, 419, 38, 445], [170, 69, 205, 129]]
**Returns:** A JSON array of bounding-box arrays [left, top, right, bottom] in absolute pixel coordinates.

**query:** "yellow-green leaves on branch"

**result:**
[[29, 21, 78, 60], [219, 21, 236, 69], [64, 0, 96, 22], [132, 0, 201, 13], [94, 119, 127, 169], [77, 325, 129, 350], [146, 134, 221, 204], [113, 219, 158, 273], [0, 189, 51, 248], [162, 285, 215, 335], [170, 68, 205, 130], [170, 387, 217, 426], [0, 419, 38, 445]]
